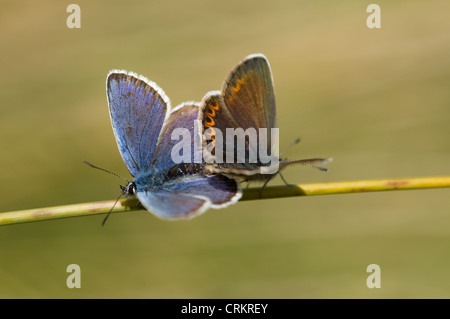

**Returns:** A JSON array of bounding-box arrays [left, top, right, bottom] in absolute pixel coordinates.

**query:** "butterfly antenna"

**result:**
[[300, 162, 330, 172], [102, 193, 122, 227], [83, 160, 129, 183], [280, 137, 301, 157], [282, 158, 332, 173]]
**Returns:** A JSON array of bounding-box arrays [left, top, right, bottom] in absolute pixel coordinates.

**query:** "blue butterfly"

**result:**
[[106, 70, 241, 220]]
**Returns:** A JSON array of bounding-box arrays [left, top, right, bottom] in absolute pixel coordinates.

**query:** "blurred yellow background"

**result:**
[[1, 0, 449, 298]]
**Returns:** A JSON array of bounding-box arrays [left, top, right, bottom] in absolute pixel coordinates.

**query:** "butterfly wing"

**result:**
[[107, 70, 169, 177], [222, 53, 276, 132], [201, 54, 276, 145], [152, 102, 202, 171], [166, 174, 241, 209], [201, 54, 276, 147], [223, 54, 277, 160], [200, 54, 277, 175], [137, 174, 241, 219], [137, 189, 210, 220], [200, 92, 242, 163]]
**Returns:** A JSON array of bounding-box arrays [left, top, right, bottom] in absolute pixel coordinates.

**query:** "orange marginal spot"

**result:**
[[232, 78, 245, 92], [204, 99, 219, 127], [203, 115, 215, 128], [207, 108, 216, 118], [203, 118, 216, 142], [210, 100, 220, 111], [204, 99, 220, 143], [207, 115, 215, 127]]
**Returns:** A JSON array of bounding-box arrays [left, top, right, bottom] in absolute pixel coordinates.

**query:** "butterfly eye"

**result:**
[[121, 182, 136, 196], [129, 182, 137, 195]]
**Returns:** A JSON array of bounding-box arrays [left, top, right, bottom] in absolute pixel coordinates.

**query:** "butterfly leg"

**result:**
[[279, 171, 292, 186], [259, 174, 276, 198]]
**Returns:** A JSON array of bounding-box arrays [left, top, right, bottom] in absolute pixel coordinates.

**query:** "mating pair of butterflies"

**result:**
[[106, 54, 329, 220]]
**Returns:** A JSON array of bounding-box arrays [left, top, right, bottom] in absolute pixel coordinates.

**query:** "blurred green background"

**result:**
[[1, 0, 449, 298]]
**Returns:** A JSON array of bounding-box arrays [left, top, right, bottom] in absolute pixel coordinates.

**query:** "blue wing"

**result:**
[[107, 70, 169, 177], [167, 174, 241, 208], [137, 189, 210, 220], [152, 102, 202, 172], [137, 174, 241, 219]]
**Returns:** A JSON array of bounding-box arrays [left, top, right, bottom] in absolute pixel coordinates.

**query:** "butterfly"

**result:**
[[199, 54, 331, 186], [106, 70, 241, 220]]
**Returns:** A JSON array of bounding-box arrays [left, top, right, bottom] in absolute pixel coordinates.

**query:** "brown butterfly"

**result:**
[[199, 54, 332, 187]]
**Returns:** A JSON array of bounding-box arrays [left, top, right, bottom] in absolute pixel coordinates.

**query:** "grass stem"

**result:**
[[1, 176, 449, 226]]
